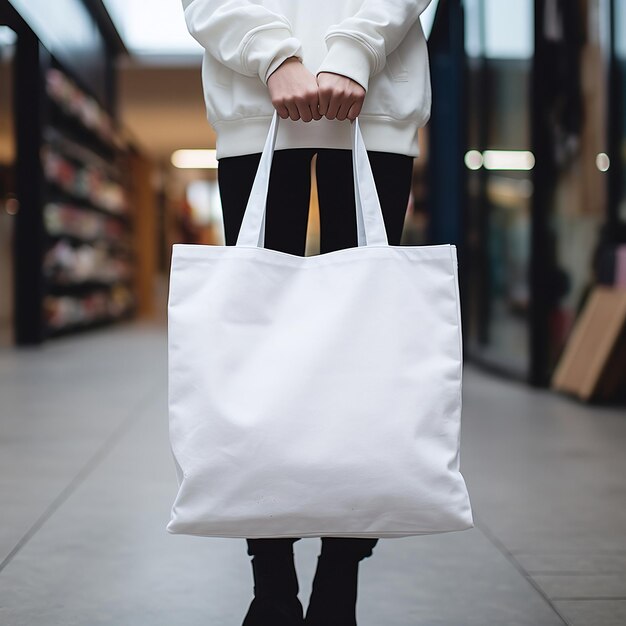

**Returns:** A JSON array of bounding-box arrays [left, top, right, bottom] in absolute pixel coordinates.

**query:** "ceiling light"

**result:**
[[464, 150, 483, 170], [172, 149, 218, 169], [596, 153, 610, 172], [102, 0, 202, 55], [483, 150, 535, 171]]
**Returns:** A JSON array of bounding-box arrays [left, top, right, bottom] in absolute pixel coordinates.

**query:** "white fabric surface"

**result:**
[[167, 111, 473, 538]]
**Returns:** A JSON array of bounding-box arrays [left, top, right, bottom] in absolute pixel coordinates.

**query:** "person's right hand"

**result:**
[[267, 57, 322, 122]]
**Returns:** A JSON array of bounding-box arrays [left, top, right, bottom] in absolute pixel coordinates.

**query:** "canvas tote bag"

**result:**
[[167, 110, 474, 539]]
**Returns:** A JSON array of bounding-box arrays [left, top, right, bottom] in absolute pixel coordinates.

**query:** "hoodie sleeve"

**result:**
[[181, 0, 304, 85], [316, 0, 433, 92]]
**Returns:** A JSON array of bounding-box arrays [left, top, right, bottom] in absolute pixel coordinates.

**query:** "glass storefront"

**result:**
[[528, 0, 612, 382], [616, 0, 626, 223], [0, 26, 16, 346], [462, 0, 534, 377], [442, 0, 619, 384]]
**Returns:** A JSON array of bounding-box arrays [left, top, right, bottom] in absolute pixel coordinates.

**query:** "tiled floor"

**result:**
[[0, 318, 625, 625]]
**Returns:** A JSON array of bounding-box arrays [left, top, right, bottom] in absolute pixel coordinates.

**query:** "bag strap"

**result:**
[[236, 110, 389, 249]]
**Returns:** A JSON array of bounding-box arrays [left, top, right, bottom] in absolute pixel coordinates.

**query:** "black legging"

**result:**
[[217, 145, 414, 561]]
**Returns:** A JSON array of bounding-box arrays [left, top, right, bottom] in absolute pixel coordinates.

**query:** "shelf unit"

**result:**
[[1, 0, 138, 345], [39, 56, 136, 337], [9, 36, 137, 344]]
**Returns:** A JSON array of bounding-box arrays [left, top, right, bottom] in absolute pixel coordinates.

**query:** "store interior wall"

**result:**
[[117, 63, 213, 163]]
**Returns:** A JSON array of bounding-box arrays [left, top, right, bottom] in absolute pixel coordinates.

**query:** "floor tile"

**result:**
[[2, 319, 625, 624], [554, 599, 626, 626], [532, 574, 626, 599]]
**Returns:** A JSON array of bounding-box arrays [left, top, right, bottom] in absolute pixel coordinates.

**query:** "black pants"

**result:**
[[217, 146, 414, 561]]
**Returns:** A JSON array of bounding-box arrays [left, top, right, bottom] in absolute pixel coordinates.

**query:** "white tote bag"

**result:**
[[167, 110, 473, 539]]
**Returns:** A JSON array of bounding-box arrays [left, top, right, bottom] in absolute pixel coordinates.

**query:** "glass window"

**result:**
[[615, 0, 626, 222], [463, 0, 534, 376], [483, 0, 533, 59]]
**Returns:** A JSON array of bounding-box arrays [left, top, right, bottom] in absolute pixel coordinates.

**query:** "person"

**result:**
[[180, 1, 434, 624]]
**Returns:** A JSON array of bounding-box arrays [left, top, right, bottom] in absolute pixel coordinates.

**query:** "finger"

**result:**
[[285, 101, 300, 121], [297, 100, 313, 123], [317, 85, 330, 116], [306, 103, 321, 122], [325, 93, 342, 120], [308, 92, 322, 120], [346, 100, 362, 121], [273, 101, 290, 119], [335, 99, 353, 121]]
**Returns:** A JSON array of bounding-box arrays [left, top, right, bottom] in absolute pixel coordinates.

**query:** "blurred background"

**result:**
[[1, 0, 625, 394], [1, 1, 626, 625]]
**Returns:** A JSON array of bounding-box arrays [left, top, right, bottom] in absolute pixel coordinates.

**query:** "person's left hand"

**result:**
[[316, 72, 366, 122]]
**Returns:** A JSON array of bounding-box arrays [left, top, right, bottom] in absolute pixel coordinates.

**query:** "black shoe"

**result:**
[[242, 552, 304, 626], [304, 555, 359, 626], [242, 596, 304, 626]]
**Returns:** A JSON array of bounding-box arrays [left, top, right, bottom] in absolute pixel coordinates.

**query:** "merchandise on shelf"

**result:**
[[43, 285, 135, 331], [44, 202, 128, 243], [40, 143, 128, 215], [42, 239, 133, 285], [45, 68, 117, 147], [29, 62, 137, 339], [44, 292, 108, 329]]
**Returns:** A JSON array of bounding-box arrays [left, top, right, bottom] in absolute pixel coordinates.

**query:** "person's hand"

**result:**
[[267, 57, 322, 122], [316, 72, 366, 121]]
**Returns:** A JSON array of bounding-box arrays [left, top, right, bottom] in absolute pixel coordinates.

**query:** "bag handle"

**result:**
[[235, 110, 389, 249]]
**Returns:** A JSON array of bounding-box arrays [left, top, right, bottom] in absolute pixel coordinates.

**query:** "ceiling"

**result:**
[[102, 0, 202, 56], [104, 0, 439, 57]]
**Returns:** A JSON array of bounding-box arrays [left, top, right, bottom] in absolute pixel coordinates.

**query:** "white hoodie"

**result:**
[[181, 0, 433, 159]]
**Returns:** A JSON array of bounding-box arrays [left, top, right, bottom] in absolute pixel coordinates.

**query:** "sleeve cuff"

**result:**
[[315, 35, 376, 92], [242, 27, 304, 85], [264, 50, 304, 84]]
